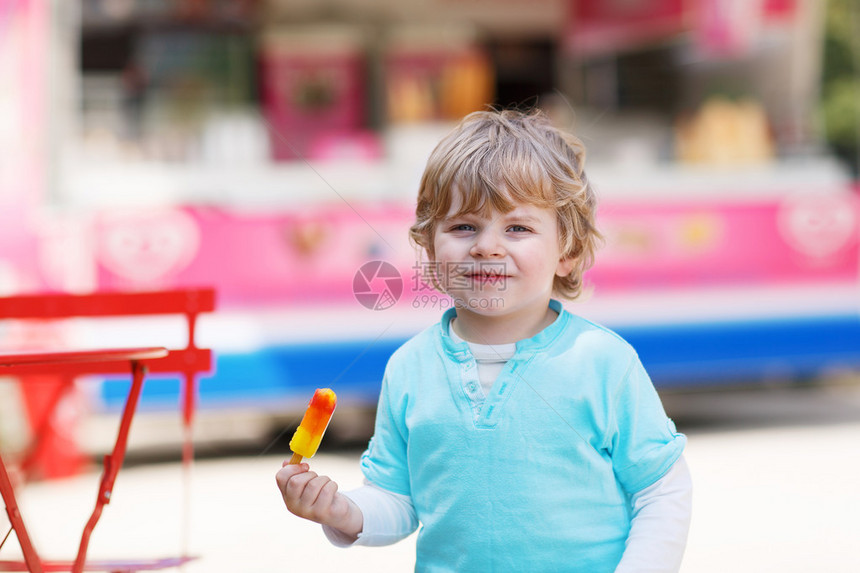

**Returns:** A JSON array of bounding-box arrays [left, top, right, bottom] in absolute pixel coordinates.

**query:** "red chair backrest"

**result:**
[[0, 288, 216, 424]]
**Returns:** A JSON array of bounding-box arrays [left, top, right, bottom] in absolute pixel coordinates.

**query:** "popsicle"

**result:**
[[288, 388, 337, 464]]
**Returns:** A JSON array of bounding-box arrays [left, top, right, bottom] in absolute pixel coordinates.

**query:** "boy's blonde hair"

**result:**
[[409, 108, 602, 300]]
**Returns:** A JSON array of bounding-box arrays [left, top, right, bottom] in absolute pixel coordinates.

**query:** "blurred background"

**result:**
[[1, 0, 860, 570]]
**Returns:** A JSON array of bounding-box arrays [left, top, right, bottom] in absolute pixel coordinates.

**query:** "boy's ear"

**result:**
[[556, 256, 575, 277]]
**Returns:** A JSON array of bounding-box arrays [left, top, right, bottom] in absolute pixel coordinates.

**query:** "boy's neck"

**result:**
[[451, 302, 558, 345]]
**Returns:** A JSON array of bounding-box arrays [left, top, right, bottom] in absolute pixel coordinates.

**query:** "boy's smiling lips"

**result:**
[[463, 269, 511, 283], [446, 260, 510, 283]]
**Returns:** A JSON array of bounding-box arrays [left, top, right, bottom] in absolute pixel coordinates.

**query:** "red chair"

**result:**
[[0, 288, 215, 572]]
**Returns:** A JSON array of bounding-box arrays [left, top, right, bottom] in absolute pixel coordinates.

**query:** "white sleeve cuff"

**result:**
[[323, 481, 418, 547]]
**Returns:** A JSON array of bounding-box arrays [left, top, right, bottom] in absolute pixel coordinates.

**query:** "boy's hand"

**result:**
[[275, 461, 363, 539]]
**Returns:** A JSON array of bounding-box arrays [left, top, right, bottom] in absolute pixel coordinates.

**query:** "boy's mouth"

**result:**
[[466, 271, 510, 283]]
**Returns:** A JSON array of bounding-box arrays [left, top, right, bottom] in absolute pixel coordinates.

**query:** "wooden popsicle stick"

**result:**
[[289, 452, 303, 465]]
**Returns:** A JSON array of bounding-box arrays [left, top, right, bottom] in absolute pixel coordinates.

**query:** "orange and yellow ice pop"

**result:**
[[288, 388, 337, 464]]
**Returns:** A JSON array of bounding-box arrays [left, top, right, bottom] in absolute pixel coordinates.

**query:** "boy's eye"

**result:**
[[507, 225, 531, 233], [450, 224, 475, 232]]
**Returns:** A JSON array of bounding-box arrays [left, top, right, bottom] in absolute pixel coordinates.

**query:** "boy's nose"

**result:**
[[470, 231, 505, 258]]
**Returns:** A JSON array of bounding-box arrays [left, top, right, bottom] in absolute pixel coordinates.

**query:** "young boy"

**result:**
[[276, 109, 692, 572]]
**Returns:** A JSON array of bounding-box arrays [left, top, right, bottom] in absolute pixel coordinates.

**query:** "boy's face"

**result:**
[[432, 191, 573, 326]]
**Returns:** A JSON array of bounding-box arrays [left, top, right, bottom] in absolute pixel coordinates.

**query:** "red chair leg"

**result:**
[[0, 453, 43, 572], [72, 361, 148, 573]]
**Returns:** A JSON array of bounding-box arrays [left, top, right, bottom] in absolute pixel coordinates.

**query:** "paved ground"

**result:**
[[4, 378, 860, 572]]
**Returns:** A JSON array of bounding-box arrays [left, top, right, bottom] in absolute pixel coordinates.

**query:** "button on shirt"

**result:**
[[448, 318, 516, 397]]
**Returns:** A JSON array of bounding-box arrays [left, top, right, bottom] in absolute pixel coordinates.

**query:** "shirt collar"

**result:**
[[439, 299, 568, 361]]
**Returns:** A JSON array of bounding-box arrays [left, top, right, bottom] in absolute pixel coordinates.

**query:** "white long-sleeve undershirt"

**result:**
[[615, 455, 692, 572]]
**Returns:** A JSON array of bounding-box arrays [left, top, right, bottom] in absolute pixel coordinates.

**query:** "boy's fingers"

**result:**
[[277, 467, 317, 496], [290, 470, 319, 493], [280, 459, 309, 469], [315, 479, 339, 511], [275, 464, 343, 525], [305, 478, 342, 522], [299, 474, 331, 506], [276, 462, 309, 483]]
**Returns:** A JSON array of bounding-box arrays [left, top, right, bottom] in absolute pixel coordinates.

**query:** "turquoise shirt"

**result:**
[[360, 300, 686, 572]]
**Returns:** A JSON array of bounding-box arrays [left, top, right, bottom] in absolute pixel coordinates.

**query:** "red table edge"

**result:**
[[0, 347, 168, 367]]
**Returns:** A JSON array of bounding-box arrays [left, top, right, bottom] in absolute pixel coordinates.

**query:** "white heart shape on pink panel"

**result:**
[[96, 209, 201, 283], [777, 194, 857, 259]]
